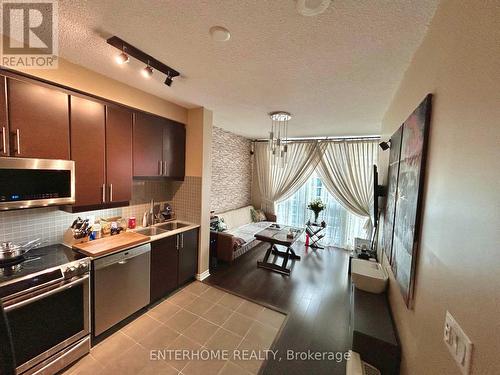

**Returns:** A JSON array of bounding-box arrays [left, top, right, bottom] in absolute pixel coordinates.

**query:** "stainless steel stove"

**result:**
[[0, 244, 91, 375]]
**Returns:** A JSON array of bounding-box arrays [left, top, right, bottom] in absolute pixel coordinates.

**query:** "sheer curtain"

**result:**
[[254, 141, 324, 214], [276, 172, 366, 250], [316, 140, 378, 234]]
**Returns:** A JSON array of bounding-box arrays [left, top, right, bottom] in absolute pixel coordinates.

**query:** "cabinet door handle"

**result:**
[[101, 184, 106, 203], [181, 233, 184, 248], [163, 161, 167, 176], [15, 129, 20, 155], [109, 184, 113, 202], [176, 235, 179, 250], [158, 160, 163, 176], [1, 127, 5, 153]]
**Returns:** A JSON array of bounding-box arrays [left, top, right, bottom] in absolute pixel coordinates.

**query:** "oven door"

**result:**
[[3, 275, 90, 374]]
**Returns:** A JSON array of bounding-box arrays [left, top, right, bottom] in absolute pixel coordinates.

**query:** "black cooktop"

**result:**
[[0, 244, 85, 285]]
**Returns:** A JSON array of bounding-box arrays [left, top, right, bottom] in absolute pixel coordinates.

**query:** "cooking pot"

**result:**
[[0, 239, 42, 264]]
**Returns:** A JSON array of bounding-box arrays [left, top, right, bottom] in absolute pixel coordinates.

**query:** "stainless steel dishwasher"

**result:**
[[93, 243, 151, 336]]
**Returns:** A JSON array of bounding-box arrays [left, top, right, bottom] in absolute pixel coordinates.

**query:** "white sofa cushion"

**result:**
[[217, 205, 254, 231]]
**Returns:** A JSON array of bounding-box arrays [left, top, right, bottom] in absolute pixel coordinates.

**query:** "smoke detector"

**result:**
[[296, 0, 331, 16]]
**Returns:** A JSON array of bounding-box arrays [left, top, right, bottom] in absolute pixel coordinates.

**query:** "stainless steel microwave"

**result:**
[[0, 157, 75, 210]]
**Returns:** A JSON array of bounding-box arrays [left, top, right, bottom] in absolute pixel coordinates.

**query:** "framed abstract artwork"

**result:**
[[390, 94, 432, 307]]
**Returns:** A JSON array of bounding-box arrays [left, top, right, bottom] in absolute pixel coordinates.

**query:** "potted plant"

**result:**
[[308, 198, 326, 224]]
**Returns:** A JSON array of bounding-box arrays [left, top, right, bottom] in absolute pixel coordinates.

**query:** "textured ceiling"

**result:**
[[58, 0, 438, 138]]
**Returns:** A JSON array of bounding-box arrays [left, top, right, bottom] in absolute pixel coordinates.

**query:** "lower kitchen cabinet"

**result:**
[[150, 236, 178, 303], [178, 229, 199, 286], [150, 228, 199, 303]]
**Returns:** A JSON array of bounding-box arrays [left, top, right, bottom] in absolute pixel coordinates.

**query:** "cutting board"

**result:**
[[73, 231, 149, 257]]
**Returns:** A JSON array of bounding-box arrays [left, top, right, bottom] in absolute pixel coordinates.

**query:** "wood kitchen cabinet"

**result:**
[[0, 76, 8, 156], [150, 236, 179, 303], [7, 78, 70, 159], [162, 120, 186, 179], [178, 228, 199, 286], [106, 106, 133, 203], [133, 112, 164, 177], [133, 112, 186, 179], [70, 97, 133, 209], [70, 96, 106, 207]]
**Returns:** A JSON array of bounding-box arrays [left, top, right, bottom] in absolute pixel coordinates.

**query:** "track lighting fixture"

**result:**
[[107, 36, 180, 88], [379, 140, 391, 151], [141, 65, 153, 79], [164, 72, 173, 87], [115, 51, 129, 64]]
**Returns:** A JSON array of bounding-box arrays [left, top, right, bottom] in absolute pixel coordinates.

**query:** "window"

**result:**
[[276, 172, 367, 250]]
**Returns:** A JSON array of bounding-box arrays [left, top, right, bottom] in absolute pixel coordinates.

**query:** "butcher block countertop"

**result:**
[[73, 231, 149, 258]]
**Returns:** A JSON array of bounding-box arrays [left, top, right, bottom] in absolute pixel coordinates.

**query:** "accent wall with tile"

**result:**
[[210, 126, 253, 213]]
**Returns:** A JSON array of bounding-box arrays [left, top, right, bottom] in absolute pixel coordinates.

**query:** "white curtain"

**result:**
[[316, 140, 378, 233], [276, 172, 367, 249], [255, 141, 325, 214]]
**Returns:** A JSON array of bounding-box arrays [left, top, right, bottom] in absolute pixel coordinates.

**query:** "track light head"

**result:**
[[164, 72, 173, 87], [115, 52, 129, 64], [379, 140, 391, 151], [141, 65, 153, 79]]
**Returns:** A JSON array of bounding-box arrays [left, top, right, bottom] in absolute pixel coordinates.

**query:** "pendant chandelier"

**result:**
[[268, 111, 291, 165]]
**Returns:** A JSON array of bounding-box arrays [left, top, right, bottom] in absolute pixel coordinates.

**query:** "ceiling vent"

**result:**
[[296, 0, 331, 16]]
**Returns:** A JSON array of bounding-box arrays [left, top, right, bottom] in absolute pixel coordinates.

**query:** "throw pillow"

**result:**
[[251, 208, 267, 222]]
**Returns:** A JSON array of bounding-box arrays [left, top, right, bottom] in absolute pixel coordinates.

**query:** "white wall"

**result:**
[[378, 1, 500, 374]]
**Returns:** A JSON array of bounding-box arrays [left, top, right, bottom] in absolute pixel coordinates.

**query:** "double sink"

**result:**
[[134, 221, 190, 237]]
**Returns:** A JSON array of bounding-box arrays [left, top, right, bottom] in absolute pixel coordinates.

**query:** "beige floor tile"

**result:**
[[183, 281, 210, 296], [219, 361, 253, 375], [147, 301, 181, 323], [183, 317, 219, 345], [164, 309, 199, 333], [100, 344, 151, 375], [182, 359, 225, 375], [202, 304, 233, 326], [137, 324, 180, 350], [218, 293, 244, 311], [122, 314, 162, 342], [255, 307, 286, 329], [137, 360, 179, 375], [222, 312, 253, 337], [165, 334, 202, 371], [199, 286, 225, 303], [234, 339, 265, 374], [90, 331, 135, 363], [62, 353, 103, 375], [236, 300, 265, 319], [206, 327, 243, 351], [168, 289, 198, 307], [184, 297, 216, 316], [245, 321, 278, 349]]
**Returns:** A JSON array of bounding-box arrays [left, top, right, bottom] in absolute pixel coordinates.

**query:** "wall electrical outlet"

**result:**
[[443, 311, 473, 375]]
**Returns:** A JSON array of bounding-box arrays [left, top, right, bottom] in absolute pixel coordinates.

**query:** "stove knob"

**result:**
[[65, 266, 76, 278], [78, 262, 88, 272]]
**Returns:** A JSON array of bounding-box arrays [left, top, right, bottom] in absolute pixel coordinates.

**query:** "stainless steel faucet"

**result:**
[[143, 199, 155, 227]]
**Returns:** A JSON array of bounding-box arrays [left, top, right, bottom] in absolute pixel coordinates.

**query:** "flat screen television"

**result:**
[[373, 164, 385, 228]]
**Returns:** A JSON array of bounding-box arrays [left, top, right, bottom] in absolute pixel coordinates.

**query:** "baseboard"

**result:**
[[196, 269, 210, 281]]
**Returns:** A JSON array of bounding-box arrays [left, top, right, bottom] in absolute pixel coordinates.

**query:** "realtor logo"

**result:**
[[1, 0, 58, 68]]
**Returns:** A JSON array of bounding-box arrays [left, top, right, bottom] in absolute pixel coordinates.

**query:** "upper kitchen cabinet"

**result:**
[[106, 106, 133, 203], [0, 77, 8, 156], [133, 112, 164, 177], [70, 96, 106, 207], [162, 120, 186, 179], [7, 78, 70, 159]]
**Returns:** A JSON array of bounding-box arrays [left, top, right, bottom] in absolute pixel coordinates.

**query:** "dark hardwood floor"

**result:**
[[205, 241, 352, 375]]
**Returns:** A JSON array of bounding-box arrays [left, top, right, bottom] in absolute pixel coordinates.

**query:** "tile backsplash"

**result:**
[[0, 176, 202, 246]]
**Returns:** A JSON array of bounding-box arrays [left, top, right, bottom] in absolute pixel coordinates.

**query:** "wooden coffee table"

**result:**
[[255, 224, 304, 275]]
